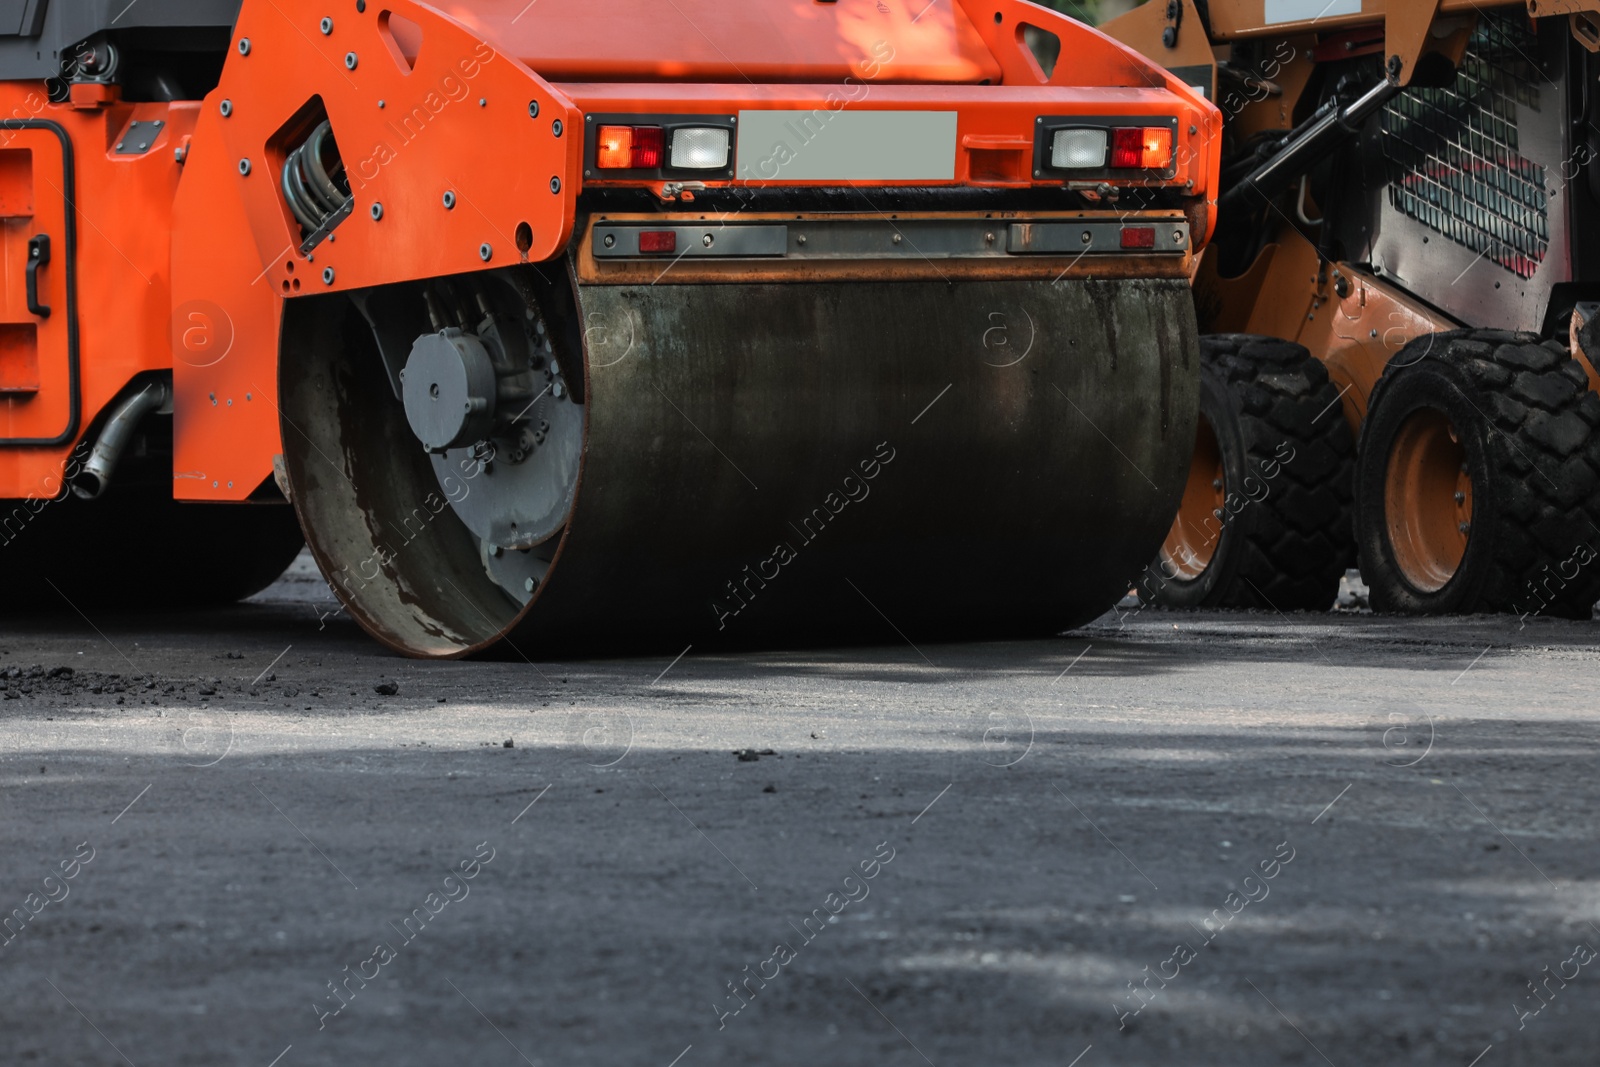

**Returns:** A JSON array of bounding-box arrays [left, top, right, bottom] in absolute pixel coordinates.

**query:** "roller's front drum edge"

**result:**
[[500, 276, 1199, 654]]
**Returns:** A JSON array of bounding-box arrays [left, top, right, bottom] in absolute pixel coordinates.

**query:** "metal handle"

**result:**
[[26, 233, 50, 318]]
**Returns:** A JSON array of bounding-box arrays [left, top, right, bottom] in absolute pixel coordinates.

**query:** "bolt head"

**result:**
[[322, 266, 335, 284], [479, 243, 493, 262], [528, 100, 540, 118], [370, 202, 383, 220], [552, 119, 564, 138], [238, 158, 251, 175], [524, 578, 538, 593], [344, 52, 358, 69], [550, 177, 561, 194], [238, 38, 251, 55], [320, 16, 333, 34], [220, 99, 232, 117], [443, 191, 456, 209]]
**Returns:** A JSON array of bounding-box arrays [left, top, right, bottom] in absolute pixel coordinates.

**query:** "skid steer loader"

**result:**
[[1105, 0, 1600, 618]]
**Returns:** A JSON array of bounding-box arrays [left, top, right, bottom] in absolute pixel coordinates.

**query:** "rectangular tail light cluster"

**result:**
[[1108, 127, 1173, 170], [1035, 116, 1179, 180], [586, 114, 737, 180], [597, 125, 665, 170]]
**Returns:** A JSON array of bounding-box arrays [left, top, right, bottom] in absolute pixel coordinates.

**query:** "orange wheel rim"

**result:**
[[1160, 414, 1226, 581], [1384, 409, 1472, 593]]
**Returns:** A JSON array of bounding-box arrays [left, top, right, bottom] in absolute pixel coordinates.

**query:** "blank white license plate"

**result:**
[[1264, 0, 1360, 24], [736, 110, 957, 182]]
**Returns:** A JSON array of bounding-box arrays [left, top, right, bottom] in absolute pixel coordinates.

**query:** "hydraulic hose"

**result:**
[[73, 379, 170, 500], [1219, 79, 1402, 216]]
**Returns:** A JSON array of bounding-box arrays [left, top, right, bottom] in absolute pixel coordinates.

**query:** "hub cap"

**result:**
[[1384, 408, 1472, 593], [402, 329, 498, 453], [1160, 414, 1226, 581]]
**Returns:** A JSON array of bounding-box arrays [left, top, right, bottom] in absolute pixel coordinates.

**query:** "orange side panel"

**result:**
[[170, 99, 283, 501], [0, 130, 70, 444], [172, 0, 583, 501], [209, 0, 581, 295], [0, 95, 194, 501], [1202, 235, 1458, 437]]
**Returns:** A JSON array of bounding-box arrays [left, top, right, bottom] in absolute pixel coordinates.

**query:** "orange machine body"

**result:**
[[0, 0, 1220, 506]]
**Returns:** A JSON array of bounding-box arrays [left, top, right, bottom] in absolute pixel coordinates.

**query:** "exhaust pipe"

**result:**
[[73, 379, 170, 500]]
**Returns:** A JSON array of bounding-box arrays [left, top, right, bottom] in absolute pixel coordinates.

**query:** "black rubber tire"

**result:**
[[0, 489, 305, 611], [1141, 334, 1355, 610], [1355, 329, 1600, 619]]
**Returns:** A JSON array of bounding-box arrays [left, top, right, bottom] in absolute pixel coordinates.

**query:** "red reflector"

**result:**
[[1110, 128, 1143, 169], [595, 124, 665, 170], [639, 230, 677, 254], [1120, 227, 1156, 249]]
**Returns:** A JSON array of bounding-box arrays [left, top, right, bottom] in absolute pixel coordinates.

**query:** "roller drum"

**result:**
[[280, 273, 1197, 658]]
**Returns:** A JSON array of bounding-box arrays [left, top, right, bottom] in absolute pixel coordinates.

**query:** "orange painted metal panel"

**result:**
[[171, 0, 584, 500], [170, 97, 284, 501], [431, 0, 1002, 84], [0, 129, 71, 445], [203, 1, 582, 297], [0, 94, 199, 501]]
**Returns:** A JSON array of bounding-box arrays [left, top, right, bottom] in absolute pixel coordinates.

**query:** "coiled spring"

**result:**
[[282, 120, 351, 237]]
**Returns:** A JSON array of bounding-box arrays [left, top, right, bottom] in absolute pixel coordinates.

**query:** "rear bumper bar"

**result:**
[[577, 211, 1195, 284]]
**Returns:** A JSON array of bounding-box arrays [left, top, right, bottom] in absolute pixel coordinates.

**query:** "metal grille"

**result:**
[[1380, 14, 1548, 279]]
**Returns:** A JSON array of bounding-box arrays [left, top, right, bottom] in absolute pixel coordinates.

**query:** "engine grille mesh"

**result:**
[[1380, 15, 1548, 279]]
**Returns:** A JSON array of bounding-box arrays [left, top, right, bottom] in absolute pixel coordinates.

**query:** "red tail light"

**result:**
[[1110, 127, 1174, 170], [597, 125, 665, 170]]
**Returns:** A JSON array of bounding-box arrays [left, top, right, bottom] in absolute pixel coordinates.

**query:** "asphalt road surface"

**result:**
[[2, 557, 1597, 1066]]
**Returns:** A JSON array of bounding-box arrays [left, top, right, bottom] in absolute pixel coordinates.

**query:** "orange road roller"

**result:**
[[0, 1, 1220, 657]]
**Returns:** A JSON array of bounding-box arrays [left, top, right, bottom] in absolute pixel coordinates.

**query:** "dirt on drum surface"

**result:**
[[1, 557, 1598, 1066]]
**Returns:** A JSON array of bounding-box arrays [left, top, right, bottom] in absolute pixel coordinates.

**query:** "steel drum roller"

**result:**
[[280, 273, 1197, 658]]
